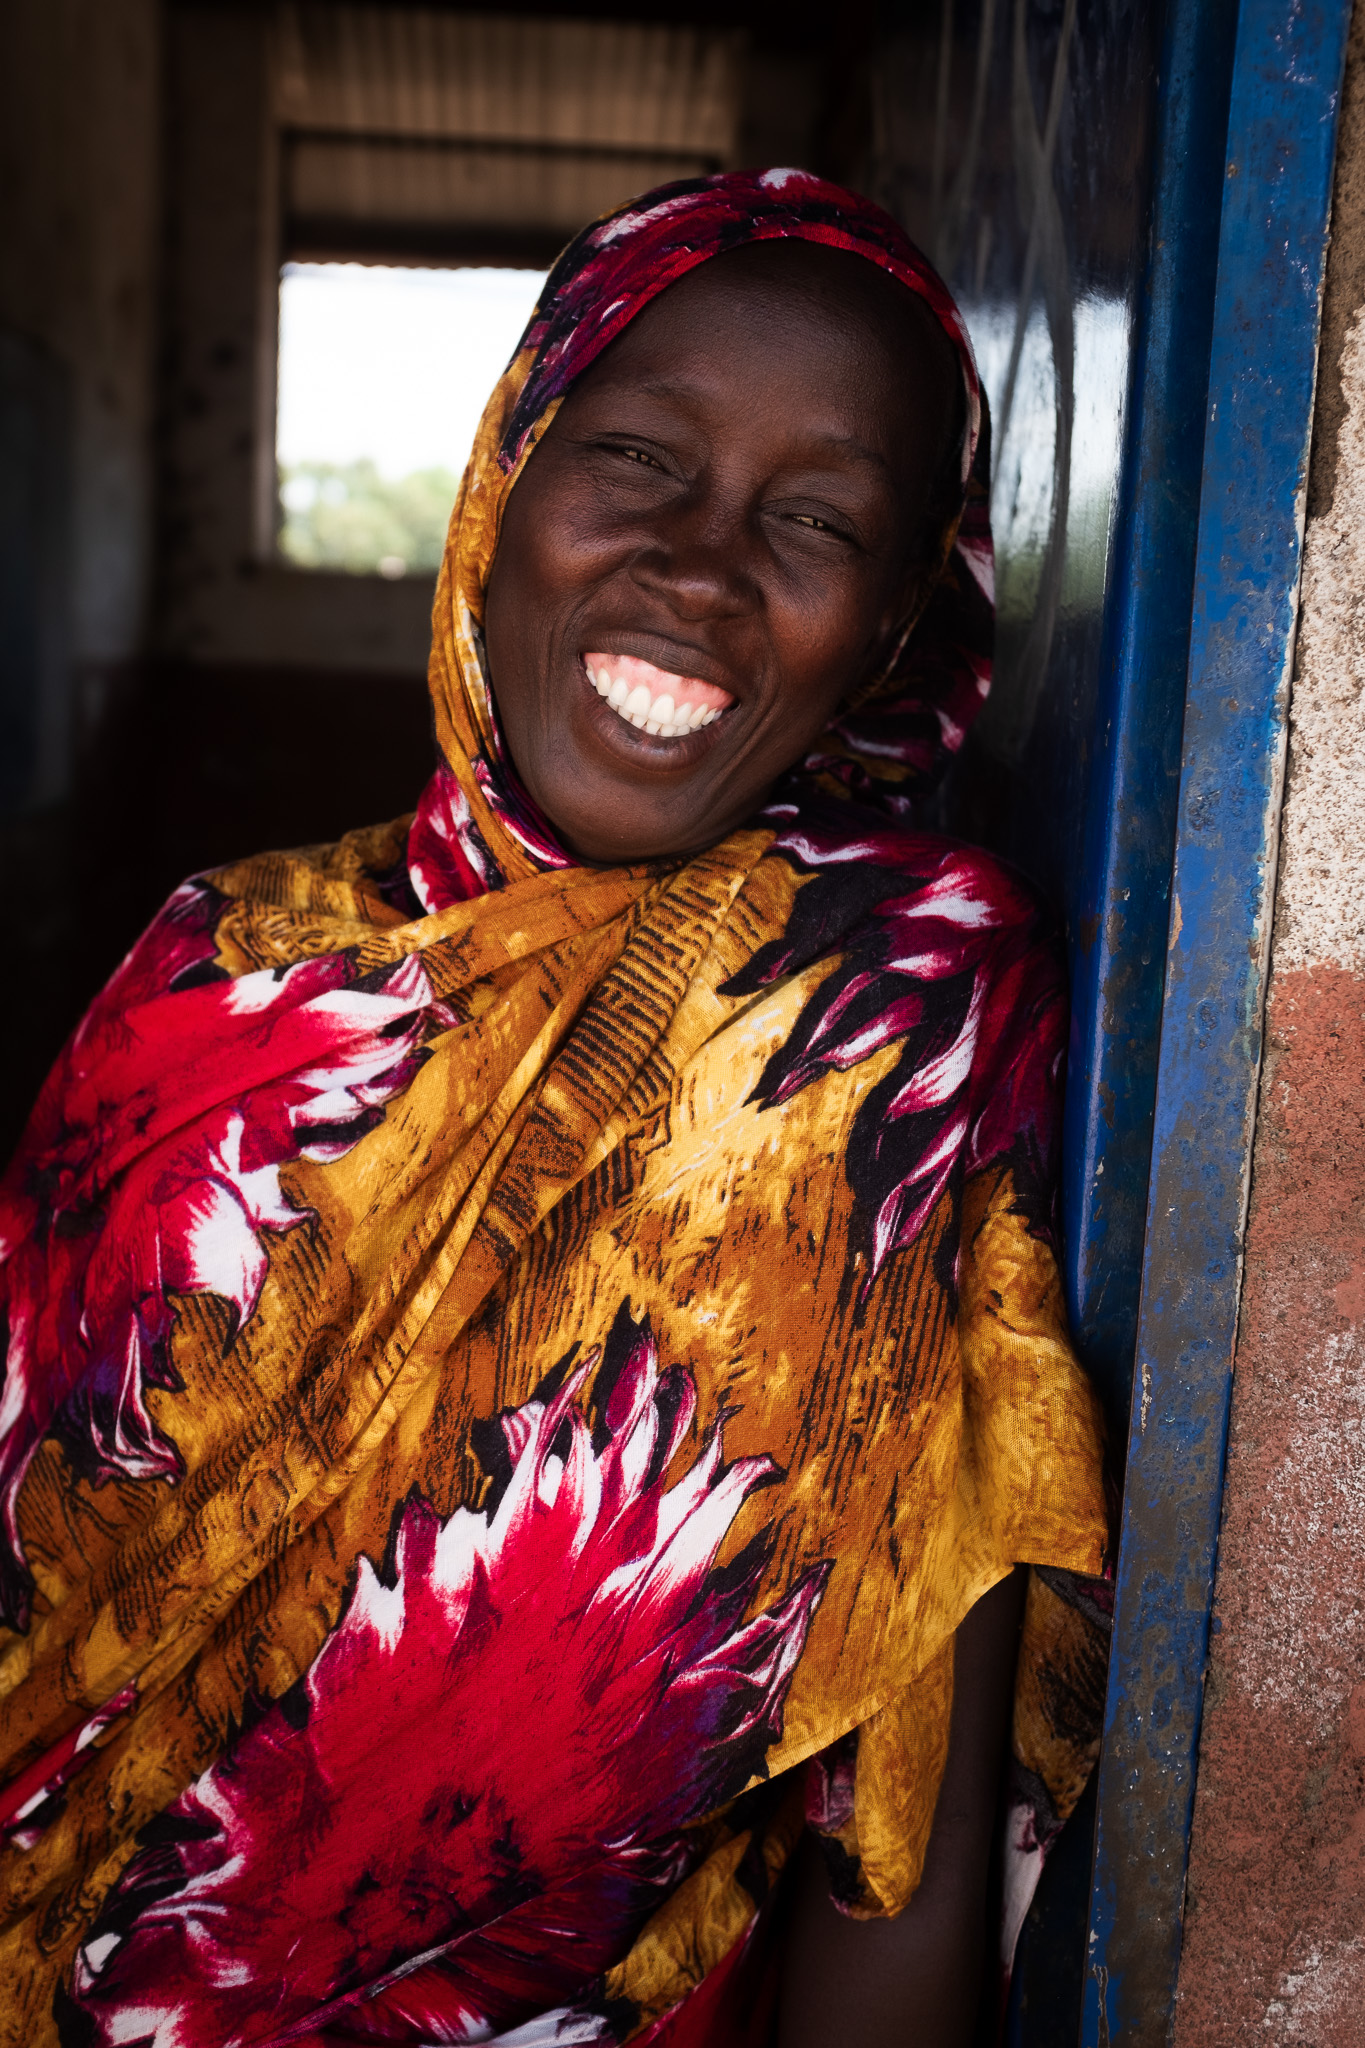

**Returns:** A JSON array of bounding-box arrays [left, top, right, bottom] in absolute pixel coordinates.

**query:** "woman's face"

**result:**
[[483, 239, 960, 865]]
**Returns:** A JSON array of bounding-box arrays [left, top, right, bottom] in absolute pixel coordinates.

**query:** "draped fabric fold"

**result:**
[[0, 170, 1108, 2047]]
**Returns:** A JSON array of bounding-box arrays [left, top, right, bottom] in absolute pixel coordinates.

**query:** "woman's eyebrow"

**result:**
[[610, 377, 894, 478], [807, 432, 895, 476]]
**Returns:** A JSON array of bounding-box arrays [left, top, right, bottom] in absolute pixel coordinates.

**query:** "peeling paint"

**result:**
[[1277, 301, 1365, 977], [1174, 977, 1365, 2042]]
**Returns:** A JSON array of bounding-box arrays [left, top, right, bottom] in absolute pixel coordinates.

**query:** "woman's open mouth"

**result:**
[[583, 652, 734, 739]]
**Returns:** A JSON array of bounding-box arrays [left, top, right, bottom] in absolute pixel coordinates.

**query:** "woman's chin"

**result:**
[[539, 718, 736, 864], [544, 774, 739, 866], [554, 811, 706, 867]]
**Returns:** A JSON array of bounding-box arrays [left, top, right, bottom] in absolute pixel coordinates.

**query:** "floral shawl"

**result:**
[[0, 170, 1109, 2047]]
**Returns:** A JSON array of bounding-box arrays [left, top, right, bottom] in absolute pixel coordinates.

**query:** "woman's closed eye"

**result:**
[[589, 436, 679, 477], [771, 502, 866, 548], [788, 511, 849, 536]]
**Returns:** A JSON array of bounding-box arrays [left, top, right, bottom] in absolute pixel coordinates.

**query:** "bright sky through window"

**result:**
[[276, 262, 547, 579]]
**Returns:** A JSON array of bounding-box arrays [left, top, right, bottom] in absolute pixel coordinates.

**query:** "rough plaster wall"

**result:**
[[1173, 4, 1365, 2040], [157, 5, 432, 673], [0, 0, 160, 668]]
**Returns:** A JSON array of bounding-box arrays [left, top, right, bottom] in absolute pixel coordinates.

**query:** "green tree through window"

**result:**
[[279, 460, 461, 579]]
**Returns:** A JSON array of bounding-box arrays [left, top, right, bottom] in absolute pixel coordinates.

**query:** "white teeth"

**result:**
[[588, 660, 726, 738]]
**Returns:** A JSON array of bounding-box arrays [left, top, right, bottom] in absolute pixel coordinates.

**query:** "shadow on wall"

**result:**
[[1, 663, 436, 1158]]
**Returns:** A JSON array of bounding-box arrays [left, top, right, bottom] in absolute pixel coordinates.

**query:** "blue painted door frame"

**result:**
[[1063, 0, 1238, 1427], [1081, 0, 1351, 2040]]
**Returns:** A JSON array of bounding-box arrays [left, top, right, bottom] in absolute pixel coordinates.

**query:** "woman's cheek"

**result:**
[[768, 588, 857, 702]]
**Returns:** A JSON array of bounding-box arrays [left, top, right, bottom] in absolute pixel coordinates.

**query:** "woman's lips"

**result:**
[[583, 651, 734, 738]]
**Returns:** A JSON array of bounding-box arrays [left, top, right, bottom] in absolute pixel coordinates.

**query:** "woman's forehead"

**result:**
[[605, 239, 956, 371], [562, 241, 961, 468]]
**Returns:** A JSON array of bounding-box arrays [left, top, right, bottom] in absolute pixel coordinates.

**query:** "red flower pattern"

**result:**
[[0, 884, 449, 1628], [730, 809, 1065, 1282], [66, 1317, 828, 2046]]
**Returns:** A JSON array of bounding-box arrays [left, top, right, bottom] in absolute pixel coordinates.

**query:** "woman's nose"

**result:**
[[628, 487, 760, 621]]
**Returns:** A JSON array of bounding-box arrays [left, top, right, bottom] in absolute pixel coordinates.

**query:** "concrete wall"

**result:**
[[1173, 5, 1365, 2039], [0, 0, 163, 1151], [0, 0, 161, 789], [158, 3, 434, 673]]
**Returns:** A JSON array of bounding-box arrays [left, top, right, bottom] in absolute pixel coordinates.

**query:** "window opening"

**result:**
[[275, 260, 546, 579]]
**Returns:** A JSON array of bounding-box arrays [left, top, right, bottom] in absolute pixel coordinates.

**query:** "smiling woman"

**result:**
[[485, 240, 961, 863], [0, 172, 1109, 2048]]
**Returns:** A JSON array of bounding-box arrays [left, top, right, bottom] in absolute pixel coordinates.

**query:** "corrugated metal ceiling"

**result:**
[[275, 6, 742, 156], [287, 135, 718, 241]]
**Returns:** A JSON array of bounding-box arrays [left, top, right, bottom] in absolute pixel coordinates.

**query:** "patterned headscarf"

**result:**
[[0, 173, 1105, 2048], [414, 166, 995, 891]]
